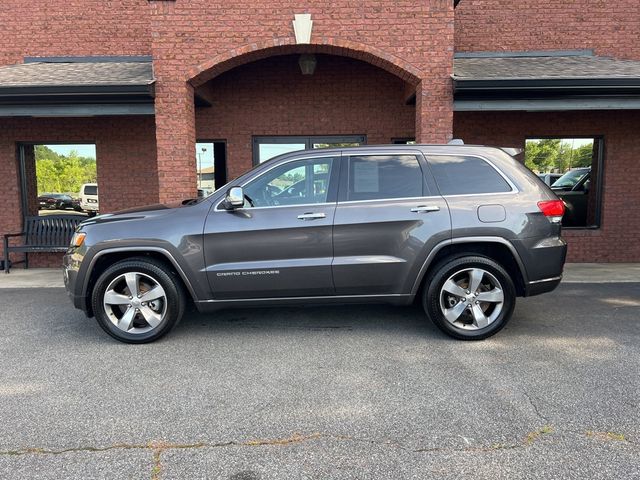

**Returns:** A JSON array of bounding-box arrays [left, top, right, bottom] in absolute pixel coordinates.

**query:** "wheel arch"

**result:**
[[412, 237, 528, 297], [82, 247, 198, 317]]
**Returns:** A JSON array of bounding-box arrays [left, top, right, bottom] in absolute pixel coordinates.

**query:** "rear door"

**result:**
[[203, 154, 339, 299], [332, 150, 451, 295]]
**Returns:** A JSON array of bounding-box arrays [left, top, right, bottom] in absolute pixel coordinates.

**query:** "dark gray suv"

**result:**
[[63, 145, 567, 343]]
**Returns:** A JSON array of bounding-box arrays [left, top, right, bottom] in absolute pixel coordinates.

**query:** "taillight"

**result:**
[[537, 200, 565, 223]]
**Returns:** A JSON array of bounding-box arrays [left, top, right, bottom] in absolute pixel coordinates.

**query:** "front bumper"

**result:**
[[63, 250, 89, 313]]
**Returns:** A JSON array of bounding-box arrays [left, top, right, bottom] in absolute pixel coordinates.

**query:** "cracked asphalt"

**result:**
[[0, 282, 639, 479]]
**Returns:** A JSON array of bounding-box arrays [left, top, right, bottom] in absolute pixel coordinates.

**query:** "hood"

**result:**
[[80, 199, 200, 226]]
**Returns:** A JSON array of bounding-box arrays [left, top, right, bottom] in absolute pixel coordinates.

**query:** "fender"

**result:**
[[81, 246, 200, 301], [410, 236, 529, 295]]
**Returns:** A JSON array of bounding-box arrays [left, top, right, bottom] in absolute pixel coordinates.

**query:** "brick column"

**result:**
[[415, 0, 454, 144], [153, 78, 197, 204], [415, 77, 454, 145]]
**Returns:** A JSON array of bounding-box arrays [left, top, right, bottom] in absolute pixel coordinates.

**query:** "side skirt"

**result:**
[[194, 294, 415, 312]]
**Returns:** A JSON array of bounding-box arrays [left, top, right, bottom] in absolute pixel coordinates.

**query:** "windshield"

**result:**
[[551, 169, 589, 189]]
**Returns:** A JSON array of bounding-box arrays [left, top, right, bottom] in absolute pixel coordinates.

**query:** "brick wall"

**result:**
[[0, 0, 151, 66], [149, 0, 455, 203], [196, 55, 416, 180], [454, 111, 640, 263], [0, 116, 158, 268], [455, 0, 640, 60]]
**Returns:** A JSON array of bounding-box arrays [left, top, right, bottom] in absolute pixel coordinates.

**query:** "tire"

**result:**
[[91, 257, 185, 343], [422, 255, 516, 340]]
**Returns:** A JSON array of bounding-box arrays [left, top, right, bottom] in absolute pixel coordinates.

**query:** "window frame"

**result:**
[[524, 135, 605, 230], [17, 141, 98, 220]]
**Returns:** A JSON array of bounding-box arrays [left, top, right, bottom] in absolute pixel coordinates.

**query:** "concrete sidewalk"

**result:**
[[0, 263, 637, 289]]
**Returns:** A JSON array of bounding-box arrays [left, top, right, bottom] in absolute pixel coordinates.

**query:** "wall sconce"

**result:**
[[298, 54, 317, 75]]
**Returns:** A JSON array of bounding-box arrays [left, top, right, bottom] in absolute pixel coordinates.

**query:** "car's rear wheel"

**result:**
[[423, 255, 515, 340], [91, 258, 185, 343]]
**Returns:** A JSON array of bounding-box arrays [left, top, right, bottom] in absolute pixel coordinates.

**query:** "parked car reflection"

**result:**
[[38, 193, 74, 210], [551, 167, 591, 227]]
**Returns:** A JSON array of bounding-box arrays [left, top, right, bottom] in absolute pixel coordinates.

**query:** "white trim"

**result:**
[[528, 276, 562, 285]]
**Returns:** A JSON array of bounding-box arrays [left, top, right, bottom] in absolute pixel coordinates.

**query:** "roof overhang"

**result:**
[[0, 58, 155, 117], [453, 52, 640, 111]]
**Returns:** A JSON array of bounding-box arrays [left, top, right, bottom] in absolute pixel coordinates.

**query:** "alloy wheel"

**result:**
[[102, 272, 167, 334], [439, 267, 505, 330]]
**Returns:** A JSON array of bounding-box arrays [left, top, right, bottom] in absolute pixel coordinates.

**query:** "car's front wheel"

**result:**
[[423, 255, 516, 340], [91, 258, 185, 343]]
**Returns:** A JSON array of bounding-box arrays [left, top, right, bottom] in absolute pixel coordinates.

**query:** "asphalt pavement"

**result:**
[[0, 283, 638, 479]]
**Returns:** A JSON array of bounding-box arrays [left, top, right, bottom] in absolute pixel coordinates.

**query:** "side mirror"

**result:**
[[224, 186, 244, 210]]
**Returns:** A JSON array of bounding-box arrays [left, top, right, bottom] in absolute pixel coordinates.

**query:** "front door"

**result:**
[[203, 155, 339, 299], [332, 151, 451, 295]]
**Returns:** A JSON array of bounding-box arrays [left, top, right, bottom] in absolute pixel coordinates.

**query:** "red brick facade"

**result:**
[[455, 0, 640, 60], [0, 0, 151, 66], [0, 117, 158, 267], [196, 55, 416, 179], [0, 0, 639, 266], [150, 0, 455, 203]]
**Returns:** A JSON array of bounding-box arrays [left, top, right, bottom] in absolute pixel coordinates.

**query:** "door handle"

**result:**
[[297, 212, 327, 220], [411, 205, 440, 213]]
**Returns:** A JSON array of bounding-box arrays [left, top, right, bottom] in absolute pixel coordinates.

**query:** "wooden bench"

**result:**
[[3, 215, 84, 273]]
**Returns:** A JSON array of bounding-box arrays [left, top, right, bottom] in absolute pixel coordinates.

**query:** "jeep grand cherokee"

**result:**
[[63, 145, 567, 343]]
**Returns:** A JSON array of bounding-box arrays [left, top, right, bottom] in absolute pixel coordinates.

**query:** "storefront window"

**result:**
[[525, 138, 604, 228], [30, 144, 97, 217]]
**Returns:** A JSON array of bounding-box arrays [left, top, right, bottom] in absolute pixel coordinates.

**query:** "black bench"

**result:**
[[3, 215, 84, 273]]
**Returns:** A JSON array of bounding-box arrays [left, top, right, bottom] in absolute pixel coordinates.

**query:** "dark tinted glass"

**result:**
[[84, 185, 98, 195], [244, 157, 333, 207], [428, 155, 512, 195], [347, 155, 423, 201]]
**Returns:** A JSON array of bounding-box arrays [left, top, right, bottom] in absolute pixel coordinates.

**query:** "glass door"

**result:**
[[253, 135, 366, 165]]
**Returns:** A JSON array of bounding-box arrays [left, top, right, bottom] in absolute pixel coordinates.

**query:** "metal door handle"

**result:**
[[411, 205, 440, 213], [297, 212, 326, 220]]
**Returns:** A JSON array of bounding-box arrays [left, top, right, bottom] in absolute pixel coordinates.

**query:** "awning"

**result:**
[[0, 57, 155, 116], [453, 52, 640, 111]]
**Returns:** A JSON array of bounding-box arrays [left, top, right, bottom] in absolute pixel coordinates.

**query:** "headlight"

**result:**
[[70, 232, 86, 248]]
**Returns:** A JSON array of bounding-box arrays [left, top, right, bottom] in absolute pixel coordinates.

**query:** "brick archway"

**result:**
[[187, 38, 423, 88]]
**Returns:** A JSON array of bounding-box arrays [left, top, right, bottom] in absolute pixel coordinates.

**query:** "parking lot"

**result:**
[[0, 281, 638, 479]]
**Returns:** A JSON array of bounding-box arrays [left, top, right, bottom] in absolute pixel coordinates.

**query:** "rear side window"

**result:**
[[428, 155, 512, 195], [84, 185, 98, 195], [346, 155, 423, 201]]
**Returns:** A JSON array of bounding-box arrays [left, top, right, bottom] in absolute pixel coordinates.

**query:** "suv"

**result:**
[[63, 145, 567, 343], [79, 183, 99, 216]]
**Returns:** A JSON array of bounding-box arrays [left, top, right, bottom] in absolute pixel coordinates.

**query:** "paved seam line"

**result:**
[[1, 430, 637, 458]]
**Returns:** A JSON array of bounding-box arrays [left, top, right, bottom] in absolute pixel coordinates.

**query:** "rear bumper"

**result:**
[[513, 236, 567, 297]]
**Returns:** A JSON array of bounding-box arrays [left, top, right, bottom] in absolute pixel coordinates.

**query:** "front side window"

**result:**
[[243, 157, 334, 208], [428, 155, 512, 195], [346, 155, 423, 201]]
